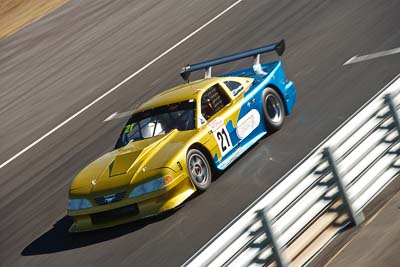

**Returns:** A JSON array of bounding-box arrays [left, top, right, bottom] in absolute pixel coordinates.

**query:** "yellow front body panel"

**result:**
[[69, 173, 194, 232]]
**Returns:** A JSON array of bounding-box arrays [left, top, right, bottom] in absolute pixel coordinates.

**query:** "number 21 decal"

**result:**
[[214, 125, 233, 157]]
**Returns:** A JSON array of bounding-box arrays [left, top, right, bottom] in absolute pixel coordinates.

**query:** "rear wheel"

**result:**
[[262, 87, 285, 132], [187, 149, 212, 191]]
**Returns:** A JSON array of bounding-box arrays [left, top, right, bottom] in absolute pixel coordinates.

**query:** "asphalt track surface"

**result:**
[[0, 0, 399, 266]]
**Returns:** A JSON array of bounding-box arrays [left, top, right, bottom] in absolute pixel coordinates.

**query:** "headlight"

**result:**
[[129, 175, 173, 198], [68, 198, 93, 210]]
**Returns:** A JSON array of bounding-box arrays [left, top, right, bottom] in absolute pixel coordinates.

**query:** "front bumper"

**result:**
[[68, 175, 194, 233]]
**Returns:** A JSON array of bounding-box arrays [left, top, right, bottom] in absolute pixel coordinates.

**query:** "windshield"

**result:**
[[115, 100, 196, 148]]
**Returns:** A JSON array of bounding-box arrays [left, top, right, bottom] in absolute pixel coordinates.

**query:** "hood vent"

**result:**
[[109, 150, 142, 177], [108, 161, 115, 176]]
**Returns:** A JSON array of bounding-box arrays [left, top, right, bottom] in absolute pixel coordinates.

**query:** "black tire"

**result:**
[[262, 87, 285, 132], [186, 149, 212, 191]]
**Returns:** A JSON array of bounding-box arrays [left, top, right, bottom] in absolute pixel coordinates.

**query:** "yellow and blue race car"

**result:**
[[67, 40, 296, 232]]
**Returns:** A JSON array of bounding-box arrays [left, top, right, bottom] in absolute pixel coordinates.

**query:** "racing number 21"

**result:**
[[214, 125, 233, 156], [217, 128, 230, 151]]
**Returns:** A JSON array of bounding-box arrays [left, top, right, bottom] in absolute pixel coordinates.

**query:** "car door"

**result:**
[[198, 82, 242, 166]]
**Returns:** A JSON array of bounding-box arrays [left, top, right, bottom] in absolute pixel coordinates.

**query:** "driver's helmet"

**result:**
[[141, 122, 165, 138]]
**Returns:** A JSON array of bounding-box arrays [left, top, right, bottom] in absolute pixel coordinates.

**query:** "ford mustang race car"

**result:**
[[67, 40, 296, 232]]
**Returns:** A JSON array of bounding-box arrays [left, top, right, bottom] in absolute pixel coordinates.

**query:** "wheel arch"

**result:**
[[188, 143, 213, 162], [264, 83, 289, 115], [187, 142, 217, 171]]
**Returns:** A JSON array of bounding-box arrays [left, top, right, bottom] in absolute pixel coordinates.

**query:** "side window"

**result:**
[[224, 81, 243, 96], [201, 84, 230, 120]]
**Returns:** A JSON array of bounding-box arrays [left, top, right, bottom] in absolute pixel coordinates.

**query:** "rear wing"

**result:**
[[180, 39, 285, 81]]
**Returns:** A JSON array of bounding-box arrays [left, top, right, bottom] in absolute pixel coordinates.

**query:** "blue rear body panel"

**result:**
[[213, 61, 296, 170]]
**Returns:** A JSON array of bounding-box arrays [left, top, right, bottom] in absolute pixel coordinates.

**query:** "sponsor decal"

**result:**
[[236, 109, 260, 139], [177, 161, 183, 171], [219, 146, 241, 169], [198, 115, 207, 126], [207, 117, 224, 131]]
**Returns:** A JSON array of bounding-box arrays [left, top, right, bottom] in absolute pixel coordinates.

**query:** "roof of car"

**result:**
[[135, 77, 225, 112]]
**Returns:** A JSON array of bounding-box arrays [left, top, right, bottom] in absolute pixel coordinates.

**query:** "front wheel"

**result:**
[[187, 149, 212, 191], [262, 87, 285, 132]]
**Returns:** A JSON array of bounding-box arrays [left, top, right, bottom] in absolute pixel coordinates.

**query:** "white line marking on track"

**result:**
[[104, 111, 133, 122], [343, 47, 400, 65], [0, 0, 244, 169], [104, 112, 118, 122]]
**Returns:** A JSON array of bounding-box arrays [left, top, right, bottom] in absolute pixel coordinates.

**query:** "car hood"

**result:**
[[70, 129, 195, 195]]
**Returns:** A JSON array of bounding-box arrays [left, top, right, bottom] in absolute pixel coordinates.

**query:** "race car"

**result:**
[[67, 40, 296, 232]]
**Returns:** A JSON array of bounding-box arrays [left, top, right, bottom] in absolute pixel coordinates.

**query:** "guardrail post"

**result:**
[[384, 93, 400, 135], [258, 206, 288, 267], [323, 147, 365, 226]]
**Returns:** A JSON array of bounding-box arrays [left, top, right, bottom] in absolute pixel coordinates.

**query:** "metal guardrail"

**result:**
[[184, 75, 400, 267]]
